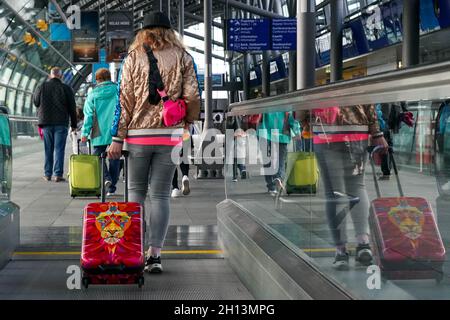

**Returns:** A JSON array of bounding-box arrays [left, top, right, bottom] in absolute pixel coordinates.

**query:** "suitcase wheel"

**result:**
[[137, 276, 144, 289], [82, 277, 90, 289]]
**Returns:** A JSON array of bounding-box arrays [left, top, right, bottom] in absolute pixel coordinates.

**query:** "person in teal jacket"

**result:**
[[257, 111, 301, 195], [0, 113, 11, 196], [0, 115, 11, 147], [81, 68, 120, 196]]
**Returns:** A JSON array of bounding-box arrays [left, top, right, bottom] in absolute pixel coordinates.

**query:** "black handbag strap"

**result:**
[[143, 44, 165, 105]]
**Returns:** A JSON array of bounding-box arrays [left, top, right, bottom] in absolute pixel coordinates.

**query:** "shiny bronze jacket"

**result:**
[[112, 44, 201, 145], [297, 105, 382, 144]]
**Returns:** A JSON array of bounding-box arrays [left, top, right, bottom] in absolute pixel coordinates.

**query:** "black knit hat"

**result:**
[[142, 11, 171, 29]]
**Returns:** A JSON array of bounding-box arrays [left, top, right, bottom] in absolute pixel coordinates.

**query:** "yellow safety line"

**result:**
[[302, 248, 338, 253], [13, 250, 223, 256], [16, 247, 377, 256], [14, 252, 81, 256], [161, 250, 223, 255], [13, 248, 334, 256]]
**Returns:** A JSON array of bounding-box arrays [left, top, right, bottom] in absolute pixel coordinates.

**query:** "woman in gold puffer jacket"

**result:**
[[108, 12, 200, 273]]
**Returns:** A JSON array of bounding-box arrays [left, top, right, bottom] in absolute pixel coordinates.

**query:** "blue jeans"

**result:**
[[42, 125, 68, 178], [295, 138, 314, 152], [260, 138, 288, 191], [93, 145, 120, 193], [127, 144, 178, 248]]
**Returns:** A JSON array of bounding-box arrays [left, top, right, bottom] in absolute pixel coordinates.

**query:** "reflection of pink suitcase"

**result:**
[[80, 152, 145, 288], [368, 147, 445, 283]]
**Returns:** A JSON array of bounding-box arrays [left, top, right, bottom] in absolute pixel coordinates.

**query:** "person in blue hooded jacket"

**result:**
[[81, 68, 120, 196], [257, 111, 301, 195]]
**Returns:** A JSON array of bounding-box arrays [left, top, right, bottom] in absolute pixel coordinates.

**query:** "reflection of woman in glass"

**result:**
[[435, 100, 450, 194], [298, 105, 388, 270]]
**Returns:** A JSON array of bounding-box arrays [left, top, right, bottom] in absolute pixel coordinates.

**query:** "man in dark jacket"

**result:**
[[33, 67, 77, 182]]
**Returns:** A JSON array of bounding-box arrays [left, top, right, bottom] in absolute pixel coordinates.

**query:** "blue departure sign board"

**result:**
[[272, 19, 297, 50], [197, 74, 224, 89], [227, 19, 270, 51]]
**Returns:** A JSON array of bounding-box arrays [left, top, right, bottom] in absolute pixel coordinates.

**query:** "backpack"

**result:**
[[143, 44, 187, 127], [376, 104, 386, 131]]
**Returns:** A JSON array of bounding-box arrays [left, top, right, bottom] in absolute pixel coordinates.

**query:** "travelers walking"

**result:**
[[81, 68, 120, 196], [257, 111, 301, 196], [33, 67, 77, 182]]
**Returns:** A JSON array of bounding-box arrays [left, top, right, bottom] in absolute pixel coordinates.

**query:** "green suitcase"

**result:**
[[68, 140, 101, 198], [285, 151, 320, 195]]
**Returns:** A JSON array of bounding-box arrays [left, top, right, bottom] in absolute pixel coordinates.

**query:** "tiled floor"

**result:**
[[11, 141, 226, 245]]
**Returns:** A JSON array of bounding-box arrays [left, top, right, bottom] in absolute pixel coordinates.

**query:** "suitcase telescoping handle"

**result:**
[[100, 151, 129, 203], [368, 145, 404, 198], [77, 138, 92, 155]]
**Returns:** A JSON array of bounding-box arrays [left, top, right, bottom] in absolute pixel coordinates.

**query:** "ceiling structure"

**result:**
[[0, 0, 295, 115]]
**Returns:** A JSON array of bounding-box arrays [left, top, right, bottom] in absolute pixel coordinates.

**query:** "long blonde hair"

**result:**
[[129, 27, 185, 52]]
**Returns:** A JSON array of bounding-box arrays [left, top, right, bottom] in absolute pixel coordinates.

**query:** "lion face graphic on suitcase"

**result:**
[[388, 202, 425, 240], [95, 202, 132, 245]]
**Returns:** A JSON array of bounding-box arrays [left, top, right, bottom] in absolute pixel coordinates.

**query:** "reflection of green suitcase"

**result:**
[[68, 140, 101, 198], [286, 152, 319, 194]]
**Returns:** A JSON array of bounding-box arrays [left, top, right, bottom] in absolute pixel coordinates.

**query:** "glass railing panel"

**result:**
[[224, 111, 314, 258], [227, 61, 450, 299]]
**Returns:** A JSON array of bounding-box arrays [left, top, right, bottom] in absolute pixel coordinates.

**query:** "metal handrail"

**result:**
[[228, 60, 450, 116], [8, 116, 38, 123]]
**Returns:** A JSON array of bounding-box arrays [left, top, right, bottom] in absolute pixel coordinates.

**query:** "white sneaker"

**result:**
[[442, 182, 450, 191], [171, 188, 182, 198], [105, 180, 112, 189], [106, 192, 115, 197], [182, 175, 190, 195], [274, 178, 285, 193]]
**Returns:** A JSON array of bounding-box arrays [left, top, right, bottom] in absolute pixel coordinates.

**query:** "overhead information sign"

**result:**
[[197, 74, 224, 89], [227, 19, 270, 51], [272, 19, 297, 51]]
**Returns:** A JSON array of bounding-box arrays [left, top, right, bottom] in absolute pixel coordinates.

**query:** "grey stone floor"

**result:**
[[0, 259, 253, 300], [11, 139, 450, 300], [12, 141, 225, 240], [4, 141, 254, 300]]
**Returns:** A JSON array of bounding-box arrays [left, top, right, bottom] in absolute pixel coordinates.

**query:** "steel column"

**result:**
[[261, 52, 270, 97], [178, 0, 184, 37], [242, 55, 250, 101], [289, 52, 297, 92], [330, 0, 344, 82], [403, 0, 420, 67], [297, 0, 316, 90], [204, 0, 213, 130], [229, 63, 237, 104], [287, 0, 296, 92]]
